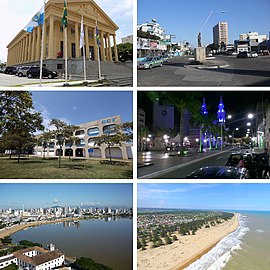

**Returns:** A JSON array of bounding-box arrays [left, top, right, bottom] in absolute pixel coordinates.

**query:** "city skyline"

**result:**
[[0, 184, 133, 209], [138, 0, 270, 47], [138, 184, 270, 211], [0, 0, 133, 62], [31, 91, 133, 130]]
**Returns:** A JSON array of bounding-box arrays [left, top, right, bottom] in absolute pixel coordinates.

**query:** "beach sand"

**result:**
[[137, 214, 239, 270]]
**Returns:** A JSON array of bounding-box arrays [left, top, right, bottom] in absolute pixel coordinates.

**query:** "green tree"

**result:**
[[112, 43, 133, 62], [2, 263, 18, 270], [37, 131, 53, 159], [71, 257, 112, 270], [49, 119, 77, 168], [147, 92, 202, 154], [94, 122, 133, 164], [0, 92, 44, 162]]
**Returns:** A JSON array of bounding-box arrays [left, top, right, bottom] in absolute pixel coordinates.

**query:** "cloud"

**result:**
[[80, 202, 101, 206], [33, 100, 71, 132], [0, 1, 41, 62], [53, 198, 59, 204], [1, 0, 132, 61]]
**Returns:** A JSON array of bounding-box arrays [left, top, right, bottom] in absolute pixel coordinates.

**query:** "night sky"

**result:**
[[138, 91, 270, 137]]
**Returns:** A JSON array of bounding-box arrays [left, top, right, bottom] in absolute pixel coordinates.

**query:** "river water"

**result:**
[[12, 217, 133, 270]]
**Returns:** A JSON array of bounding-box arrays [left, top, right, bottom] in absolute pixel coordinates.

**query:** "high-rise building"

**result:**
[[213, 22, 228, 46]]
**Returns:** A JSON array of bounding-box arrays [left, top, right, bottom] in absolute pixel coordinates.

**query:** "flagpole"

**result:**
[[81, 14, 86, 83], [64, 0, 68, 86], [39, 0, 46, 87]]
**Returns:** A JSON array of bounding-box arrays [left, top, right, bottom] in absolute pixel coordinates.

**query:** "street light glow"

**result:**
[[248, 113, 254, 119], [227, 115, 232, 119], [247, 122, 251, 126]]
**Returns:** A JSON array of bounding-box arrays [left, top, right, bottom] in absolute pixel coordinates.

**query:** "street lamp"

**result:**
[[200, 97, 208, 152], [199, 10, 226, 47], [247, 113, 254, 119], [217, 96, 226, 151]]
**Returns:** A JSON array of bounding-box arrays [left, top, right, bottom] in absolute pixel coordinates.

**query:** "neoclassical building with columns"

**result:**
[[6, 0, 119, 73]]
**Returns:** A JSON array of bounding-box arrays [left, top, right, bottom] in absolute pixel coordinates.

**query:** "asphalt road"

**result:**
[[138, 55, 270, 86], [153, 150, 233, 179]]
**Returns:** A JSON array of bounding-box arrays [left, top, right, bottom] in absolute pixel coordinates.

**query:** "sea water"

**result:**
[[185, 211, 270, 270]]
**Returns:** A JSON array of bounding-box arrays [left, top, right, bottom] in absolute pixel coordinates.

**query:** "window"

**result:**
[[71, 28, 75, 35], [57, 64, 63, 69], [103, 124, 117, 135], [87, 127, 99, 137], [72, 43, 76, 58]]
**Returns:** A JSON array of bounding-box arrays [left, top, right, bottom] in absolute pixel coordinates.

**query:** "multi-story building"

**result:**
[[122, 35, 133, 44], [137, 19, 168, 57], [6, 0, 119, 73], [213, 22, 228, 47], [239, 31, 267, 52], [35, 115, 133, 160], [0, 245, 64, 270]]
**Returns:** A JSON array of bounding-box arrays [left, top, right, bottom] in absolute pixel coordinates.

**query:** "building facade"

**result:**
[[6, 0, 119, 72], [122, 35, 133, 44], [35, 115, 133, 160], [137, 19, 168, 57], [0, 245, 64, 270], [239, 31, 267, 51], [213, 22, 228, 46]]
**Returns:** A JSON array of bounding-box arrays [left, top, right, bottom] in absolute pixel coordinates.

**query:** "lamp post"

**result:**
[[198, 10, 226, 47], [200, 97, 208, 152], [217, 96, 226, 151]]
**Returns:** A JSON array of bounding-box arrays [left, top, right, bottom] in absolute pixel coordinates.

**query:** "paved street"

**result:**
[[138, 55, 270, 86], [138, 147, 262, 179], [0, 73, 64, 87]]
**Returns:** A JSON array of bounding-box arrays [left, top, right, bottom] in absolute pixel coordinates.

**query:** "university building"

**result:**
[[35, 115, 133, 160], [6, 0, 119, 73]]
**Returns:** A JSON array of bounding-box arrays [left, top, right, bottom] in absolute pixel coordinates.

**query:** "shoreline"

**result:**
[[137, 213, 240, 270], [0, 218, 82, 239]]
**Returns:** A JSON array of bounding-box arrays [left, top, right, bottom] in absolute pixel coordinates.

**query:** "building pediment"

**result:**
[[49, 0, 118, 30]]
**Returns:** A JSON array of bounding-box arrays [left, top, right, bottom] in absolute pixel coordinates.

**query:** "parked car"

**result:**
[[27, 66, 58, 79], [137, 57, 163, 69], [186, 166, 249, 179], [250, 51, 258, 58], [225, 153, 256, 178], [160, 55, 169, 63], [16, 66, 31, 77], [4, 66, 18, 75], [236, 52, 248, 59]]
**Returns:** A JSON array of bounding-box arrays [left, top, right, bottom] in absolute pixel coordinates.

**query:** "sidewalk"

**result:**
[[138, 148, 230, 179], [184, 57, 229, 70]]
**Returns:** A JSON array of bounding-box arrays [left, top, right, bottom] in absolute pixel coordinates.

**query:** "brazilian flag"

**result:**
[[62, 0, 67, 28]]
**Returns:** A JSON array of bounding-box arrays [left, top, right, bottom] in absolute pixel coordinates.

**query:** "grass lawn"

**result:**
[[0, 157, 133, 179]]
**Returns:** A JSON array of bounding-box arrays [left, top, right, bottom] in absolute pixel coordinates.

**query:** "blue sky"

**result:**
[[138, 184, 270, 211], [31, 91, 133, 129], [0, 184, 133, 209], [0, 0, 132, 62], [138, 0, 270, 47]]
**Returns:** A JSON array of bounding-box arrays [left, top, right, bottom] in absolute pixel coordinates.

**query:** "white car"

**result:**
[[249, 52, 258, 58]]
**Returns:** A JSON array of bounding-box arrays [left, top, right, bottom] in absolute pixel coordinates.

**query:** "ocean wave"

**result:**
[[184, 214, 249, 270], [255, 229, 264, 233]]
